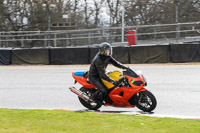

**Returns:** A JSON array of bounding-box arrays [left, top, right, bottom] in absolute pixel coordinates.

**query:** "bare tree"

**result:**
[[106, 0, 121, 26], [178, 0, 200, 22], [82, 0, 94, 28], [0, 0, 200, 31], [93, 0, 104, 27], [0, 0, 30, 31], [71, 0, 79, 23]]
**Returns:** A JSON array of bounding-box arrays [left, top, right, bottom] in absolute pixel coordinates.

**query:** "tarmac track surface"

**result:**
[[0, 64, 200, 119]]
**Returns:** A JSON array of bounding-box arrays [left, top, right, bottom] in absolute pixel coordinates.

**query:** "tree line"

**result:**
[[0, 0, 200, 31]]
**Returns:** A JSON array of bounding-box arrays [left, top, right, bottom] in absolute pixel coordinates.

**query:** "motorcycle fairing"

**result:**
[[107, 86, 146, 107], [102, 70, 123, 89], [72, 72, 95, 88], [126, 75, 146, 89]]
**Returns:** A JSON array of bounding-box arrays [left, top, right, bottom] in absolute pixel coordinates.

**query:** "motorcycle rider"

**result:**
[[88, 42, 128, 103]]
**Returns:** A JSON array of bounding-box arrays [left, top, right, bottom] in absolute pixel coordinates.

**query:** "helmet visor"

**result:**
[[105, 49, 112, 56]]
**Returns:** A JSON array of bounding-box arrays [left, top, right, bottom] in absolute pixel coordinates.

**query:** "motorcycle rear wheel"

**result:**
[[136, 90, 157, 112], [78, 87, 102, 110]]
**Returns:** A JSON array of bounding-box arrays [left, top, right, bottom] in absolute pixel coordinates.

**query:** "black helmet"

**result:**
[[99, 42, 112, 56]]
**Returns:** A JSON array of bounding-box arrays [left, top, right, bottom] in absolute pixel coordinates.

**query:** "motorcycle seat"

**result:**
[[83, 71, 91, 84], [86, 78, 91, 84], [83, 71, 89, 78]]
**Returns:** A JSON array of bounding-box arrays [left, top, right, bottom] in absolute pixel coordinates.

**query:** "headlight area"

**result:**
[[142, 75, 147, 86]]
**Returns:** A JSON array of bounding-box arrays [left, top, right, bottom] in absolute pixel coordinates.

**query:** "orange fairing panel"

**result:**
[[72, 72, 95, 88]]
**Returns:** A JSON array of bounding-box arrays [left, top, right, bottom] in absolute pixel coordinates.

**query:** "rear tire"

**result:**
[[135, 90, 157, 112], [78, 87, 102, 110]]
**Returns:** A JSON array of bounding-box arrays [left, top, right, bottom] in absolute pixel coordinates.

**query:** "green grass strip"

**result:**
[[0, 108, 199, 133]]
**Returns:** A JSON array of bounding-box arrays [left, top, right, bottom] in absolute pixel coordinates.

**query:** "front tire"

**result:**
[[78, 87, 102, 110], [136, 90, 157, 112]]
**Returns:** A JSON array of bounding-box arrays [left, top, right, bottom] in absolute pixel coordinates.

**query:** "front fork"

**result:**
[[129, 88, 146, 105]]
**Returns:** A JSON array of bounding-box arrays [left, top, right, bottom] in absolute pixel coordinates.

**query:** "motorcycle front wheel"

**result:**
[[78, 87, 102, 110], [136, 90, 157, 112]]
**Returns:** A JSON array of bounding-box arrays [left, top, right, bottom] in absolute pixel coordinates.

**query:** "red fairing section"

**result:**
[[126, 75, 146, 89], [72, 72, 95, 88], [107, 86, 146, 107]]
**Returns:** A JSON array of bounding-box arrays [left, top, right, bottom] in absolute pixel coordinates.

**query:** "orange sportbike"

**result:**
[[69, 68, 157, 112]]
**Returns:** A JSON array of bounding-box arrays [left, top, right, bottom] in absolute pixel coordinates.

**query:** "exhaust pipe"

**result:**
[[69, 87, 94, 102]]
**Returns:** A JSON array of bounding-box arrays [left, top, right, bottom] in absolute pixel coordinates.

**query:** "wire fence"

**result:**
[[0, 21, 200, 48]]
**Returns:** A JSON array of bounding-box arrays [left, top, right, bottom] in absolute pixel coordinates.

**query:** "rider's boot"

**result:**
[[90, 90, 105, 105]]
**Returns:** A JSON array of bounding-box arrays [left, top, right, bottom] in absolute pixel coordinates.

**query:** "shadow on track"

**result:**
[[74, 109, 155, 115]]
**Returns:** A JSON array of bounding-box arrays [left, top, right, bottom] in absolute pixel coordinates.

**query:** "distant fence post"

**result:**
[[45, 35, 47, 47], [88, 32, 91, 45], [54, 33, 57, 47], [0, 32, 1, 47]]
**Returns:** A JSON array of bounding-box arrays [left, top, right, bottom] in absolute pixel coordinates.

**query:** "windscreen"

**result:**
[[123, 68, 139, 78]]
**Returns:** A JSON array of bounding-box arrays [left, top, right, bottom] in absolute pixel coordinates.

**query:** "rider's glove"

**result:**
[[123, 65, 129, 70], [111, 80, 120, 86]]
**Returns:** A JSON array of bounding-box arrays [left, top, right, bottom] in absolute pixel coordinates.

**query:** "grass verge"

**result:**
[[0, 108, 199, 133]]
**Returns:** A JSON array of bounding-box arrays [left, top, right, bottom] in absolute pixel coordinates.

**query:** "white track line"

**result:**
[[53, 109, 200, 120]]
